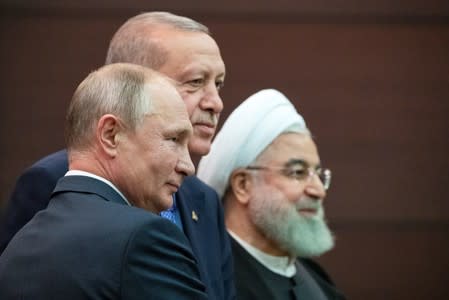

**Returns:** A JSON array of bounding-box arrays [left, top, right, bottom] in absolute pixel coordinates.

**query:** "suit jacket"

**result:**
[[0, 175, 207, 299], [0, 149, 235, 300], [231, 237, 346, 300]]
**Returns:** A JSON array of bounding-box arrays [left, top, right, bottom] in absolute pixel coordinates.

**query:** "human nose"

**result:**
[[176, 146, 195, 177], [304, 171, 327, 200], [199, 83, 223, 114]]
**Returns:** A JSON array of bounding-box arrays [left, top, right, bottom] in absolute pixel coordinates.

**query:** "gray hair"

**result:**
[[105, 12, 210, 69], [65, 63, 163, 151]]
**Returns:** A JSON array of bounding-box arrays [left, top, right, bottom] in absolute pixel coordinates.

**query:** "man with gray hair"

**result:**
[[1, 12, 234, 299], [198, 89, 346, 299], [0, 63, 207, 299]]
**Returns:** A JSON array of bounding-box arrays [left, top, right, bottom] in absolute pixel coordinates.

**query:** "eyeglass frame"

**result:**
[[245, 159, 332, 190]]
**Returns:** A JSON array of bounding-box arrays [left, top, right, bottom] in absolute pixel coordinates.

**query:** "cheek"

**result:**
[[179, 91, 201, 117], [250, 186, 287, 217], [287, 190, 305, 206], [154, 144, 179, 171], [271, 182, 304, 205]]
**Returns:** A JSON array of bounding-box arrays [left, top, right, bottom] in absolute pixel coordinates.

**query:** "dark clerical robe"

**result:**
[[231, 237, 346, 300]]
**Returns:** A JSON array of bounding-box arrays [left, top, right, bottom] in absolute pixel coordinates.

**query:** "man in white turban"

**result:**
[[198, 89, 346, 300]]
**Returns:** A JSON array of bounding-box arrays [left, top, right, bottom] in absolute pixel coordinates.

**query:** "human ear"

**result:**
[[96, 114, 122, 157], [229, 169, 253, 205]]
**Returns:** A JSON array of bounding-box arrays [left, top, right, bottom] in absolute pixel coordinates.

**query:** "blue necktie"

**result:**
[[160, 205, 177, 225], [160, 195, 180, 227]]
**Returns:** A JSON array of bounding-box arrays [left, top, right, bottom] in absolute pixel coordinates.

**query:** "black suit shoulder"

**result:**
[[0, 184, 208, 299], [0, 150, 69, 252], [29, 149, 68, 169]]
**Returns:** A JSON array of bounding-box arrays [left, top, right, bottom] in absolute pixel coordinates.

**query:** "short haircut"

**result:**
[[105, 12, 210, 69], [65, 63, 166, 151]]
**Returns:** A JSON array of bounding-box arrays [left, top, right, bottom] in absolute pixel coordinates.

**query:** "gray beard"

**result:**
[[249, 186, 335, 258]]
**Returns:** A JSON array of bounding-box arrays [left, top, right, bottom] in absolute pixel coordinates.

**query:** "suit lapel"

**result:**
[[52, 175, 128, 206], [176, 178, 207, 279]]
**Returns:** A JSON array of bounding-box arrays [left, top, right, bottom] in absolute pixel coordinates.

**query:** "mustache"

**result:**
[[295, 197, 323, 211], [191, 112, 218, 126]]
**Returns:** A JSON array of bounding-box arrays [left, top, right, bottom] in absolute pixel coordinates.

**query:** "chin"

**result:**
[[164, 195, 175, 208], [188, 138, 212, 156]]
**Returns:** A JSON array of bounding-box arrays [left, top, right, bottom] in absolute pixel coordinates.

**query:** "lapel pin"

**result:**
[[192, 210, 198, 222]]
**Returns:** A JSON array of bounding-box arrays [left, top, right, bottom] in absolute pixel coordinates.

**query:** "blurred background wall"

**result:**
[[1, 0, 448, 299]]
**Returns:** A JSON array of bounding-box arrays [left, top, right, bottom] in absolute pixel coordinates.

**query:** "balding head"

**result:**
[[105, 12, 210, 69]]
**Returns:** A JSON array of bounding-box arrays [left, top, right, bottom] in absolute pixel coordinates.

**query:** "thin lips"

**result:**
[[195, 121, 215, 128], [295, 198, 321, 210], [167, 181, 181, 190]]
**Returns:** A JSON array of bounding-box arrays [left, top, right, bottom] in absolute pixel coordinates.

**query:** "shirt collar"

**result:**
[[228, 230, 296, 277], [65, 170, 131, 206]]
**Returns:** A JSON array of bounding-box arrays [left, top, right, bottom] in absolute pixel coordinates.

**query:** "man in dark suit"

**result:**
[[198, 89, 346, 299], [0, 12, 234, 300], [0, 63, 207, 299]]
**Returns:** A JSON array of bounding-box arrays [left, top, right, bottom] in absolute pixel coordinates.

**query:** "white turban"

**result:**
[[197, 89, 309, 198]]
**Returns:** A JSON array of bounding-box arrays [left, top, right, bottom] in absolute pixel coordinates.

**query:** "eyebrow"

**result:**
[[284, 159, 322, 169], [162, 120, 192, 136], [183, 64, 225, 78], [284, 159, 306, 167]]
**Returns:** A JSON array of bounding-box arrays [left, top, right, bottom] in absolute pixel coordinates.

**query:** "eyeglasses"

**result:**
[[246, 164, 332, 190]]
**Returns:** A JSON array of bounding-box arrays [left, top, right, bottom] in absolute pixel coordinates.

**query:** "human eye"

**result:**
[[165, 131, 180, 142], [286, 167, 307, 180], [166, 136, 178, 143], [187, 78, 204, 87], [167, 128, 190, 145], [215, 80, 224, 91]]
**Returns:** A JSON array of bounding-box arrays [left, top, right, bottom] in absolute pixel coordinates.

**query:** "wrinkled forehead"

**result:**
[[144, 78, 183, 111], [157, 27, 220, 53], [157, 29, 225, 71], [144, 87, 192, 135], [255, 132, 320, 166]]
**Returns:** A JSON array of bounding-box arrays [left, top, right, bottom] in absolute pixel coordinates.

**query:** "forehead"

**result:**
[[155, 29, 225, 78], [257, 133, 320, 166], [146, 81, 191, 126]]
